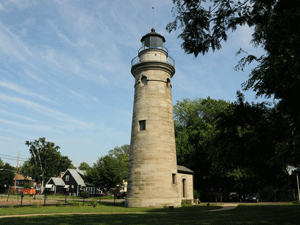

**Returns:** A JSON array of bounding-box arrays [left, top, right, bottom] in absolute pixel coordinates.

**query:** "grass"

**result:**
[[0, 203, 299, 225], [1, 194, 115, 200], [0, 202, 221, 216]]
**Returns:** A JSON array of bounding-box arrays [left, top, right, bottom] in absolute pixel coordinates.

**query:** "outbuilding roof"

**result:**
[[177, 165, 195, 175], [48, 177, 65, 186]]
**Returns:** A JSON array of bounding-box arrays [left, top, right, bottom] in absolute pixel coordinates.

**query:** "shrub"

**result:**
[[24, 183, 32, 189], [32, 203, 42, 208], [56, 202, 65, 207], [194, 189, 200, 199], [89, 200, 98, 207], [181, 200, 192, 206], [72, 202, 80, 207], [80, 192, 90, 199]]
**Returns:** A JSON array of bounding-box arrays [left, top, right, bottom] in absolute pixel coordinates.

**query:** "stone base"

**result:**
[[125, 197, 181, 208]]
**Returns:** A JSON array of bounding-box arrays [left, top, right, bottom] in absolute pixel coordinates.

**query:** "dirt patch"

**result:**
[[0, 197, 60, 207]]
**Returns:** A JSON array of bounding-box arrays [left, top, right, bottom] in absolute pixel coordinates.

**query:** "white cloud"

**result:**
[[92, 97, 99, 102], [0, 80, 57, 104], [0, 109, 37, 122], [0, 94, 94, 129], [67, 89, 85, 99], [24, 70, 48, 84], [0, 118, 52, 131]]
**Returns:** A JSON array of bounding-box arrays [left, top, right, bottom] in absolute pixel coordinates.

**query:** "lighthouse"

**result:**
[[125, 28, 181, 208]]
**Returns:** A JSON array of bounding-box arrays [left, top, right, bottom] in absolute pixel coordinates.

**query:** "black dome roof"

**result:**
[[140, 28, 166, 43]]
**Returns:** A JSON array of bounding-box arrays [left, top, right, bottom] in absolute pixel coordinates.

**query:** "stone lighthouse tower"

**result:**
[[125, 29, 181, 208]]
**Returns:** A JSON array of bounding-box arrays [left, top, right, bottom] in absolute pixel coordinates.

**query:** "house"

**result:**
[[45, 169, 102, 196], [14, 174, 34, 187], [45, 177, 65, 194]]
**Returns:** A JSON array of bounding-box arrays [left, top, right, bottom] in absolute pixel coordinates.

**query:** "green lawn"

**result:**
[[0, 203, 299, 225], [1, 194, 115, 200]]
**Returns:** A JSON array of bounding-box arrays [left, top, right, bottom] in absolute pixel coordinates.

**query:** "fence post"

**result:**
[[297, 173, 300, 203]]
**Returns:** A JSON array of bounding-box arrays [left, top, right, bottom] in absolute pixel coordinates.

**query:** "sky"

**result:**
[[0, 0, 267, 168]]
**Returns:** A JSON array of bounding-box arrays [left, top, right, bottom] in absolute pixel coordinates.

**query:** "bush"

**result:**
[[56, 202, 65, 207], [194, 189, 200, 199], [32, 203, 42, 208], [80, 192, 90, 199], [89, 200, 98, 207], [8, 188, 16, 195], [24, 183, 32, 189], [181, 200, 192, 206]]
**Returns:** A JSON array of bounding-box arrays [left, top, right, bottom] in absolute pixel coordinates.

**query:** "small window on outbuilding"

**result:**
[[66, 175, 69, 181], [182, 179, 186, 197], [139, 120, 146, 131]]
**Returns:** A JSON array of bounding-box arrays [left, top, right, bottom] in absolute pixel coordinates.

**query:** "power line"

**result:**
[[0, 153, 28, 160]]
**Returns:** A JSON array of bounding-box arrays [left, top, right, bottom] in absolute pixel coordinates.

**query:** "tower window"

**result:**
[[139, 120, 146, 131], [141, 76, 147, 85], [166, 78, 171, 87]]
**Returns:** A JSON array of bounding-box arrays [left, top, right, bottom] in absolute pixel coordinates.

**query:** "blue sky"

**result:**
[[0, 0, 267, 168]]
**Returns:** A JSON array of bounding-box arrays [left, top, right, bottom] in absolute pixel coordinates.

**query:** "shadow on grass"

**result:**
[[0, 204, 299, 225], [96, 201, 126, 208], [95, 201, 222, 212]]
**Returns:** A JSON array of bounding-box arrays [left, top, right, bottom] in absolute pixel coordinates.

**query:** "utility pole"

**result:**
[[14, 151, 20, 189]]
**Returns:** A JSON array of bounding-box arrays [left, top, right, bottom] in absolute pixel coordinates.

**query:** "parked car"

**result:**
[[245, 193, 262, 202], [228, 192, 241, 202]]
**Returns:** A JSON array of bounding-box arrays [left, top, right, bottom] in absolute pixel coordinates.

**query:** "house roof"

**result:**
[[76, 170, 86, 176], [48, 177, 65, 186], [66, 169, 85, 186], [177, 165, 195, 175], [14, 174, 33, 180]]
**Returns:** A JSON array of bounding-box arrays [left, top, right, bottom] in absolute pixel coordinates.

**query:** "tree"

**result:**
[[20, 159, 36, 179], [208, 91, 297, 196], [25, 137, 73, 184], [236, 1, 300, 126], [173, 97, 230, 191], [85, 145, 129, 192], [68, 164, 77, 169], [0, 159, 15, 192], [167, 0, 299, 110], [78, 162, 91, 171], [173, 94, 297, 197], [167, 0, 300, 174]]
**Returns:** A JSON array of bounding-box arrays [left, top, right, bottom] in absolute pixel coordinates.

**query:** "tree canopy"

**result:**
[[173, 97, 230, 191], [0, 159, 15, 191], [168, 1, 300, 194], [24, 137, 73, 183], [85, 145, 129, 192], [167, 0, 300, 120], [174, 94, 297, 199], [78, 162, 91, 171]]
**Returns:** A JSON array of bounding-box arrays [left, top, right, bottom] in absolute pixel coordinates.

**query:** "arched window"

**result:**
[[166, 78, 171, 87], [141, 76, 147, 85]]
